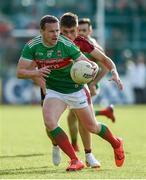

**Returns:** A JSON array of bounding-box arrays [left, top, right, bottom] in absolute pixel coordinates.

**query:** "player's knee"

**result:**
[[43, 114, 57, 130], [85, 123, 97, 133], [44, 120, 57, 130]]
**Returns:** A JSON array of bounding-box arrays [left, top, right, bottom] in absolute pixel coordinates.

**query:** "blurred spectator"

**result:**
[[126, 53, 146, 104], [0, 16, 14, 77]]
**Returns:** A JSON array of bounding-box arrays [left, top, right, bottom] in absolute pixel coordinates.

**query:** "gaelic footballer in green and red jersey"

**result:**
[[21, 35, 83, 93]]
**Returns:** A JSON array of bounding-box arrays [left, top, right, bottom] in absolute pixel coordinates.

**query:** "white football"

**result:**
[[70, 60, 99, 84]]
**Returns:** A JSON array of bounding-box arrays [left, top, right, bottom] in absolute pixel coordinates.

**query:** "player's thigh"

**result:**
[[67, 110, 77, 122], [73, 106, 98, 133], [43, 98, 67, 129]]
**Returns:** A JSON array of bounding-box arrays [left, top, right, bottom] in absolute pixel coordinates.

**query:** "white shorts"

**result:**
[[45, 88, 91, 109]]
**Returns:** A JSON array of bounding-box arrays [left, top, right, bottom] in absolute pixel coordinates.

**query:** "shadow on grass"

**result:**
[[0, 153, 45, 159], [0, 166, 65, 176], [0, 165, 111, 177]]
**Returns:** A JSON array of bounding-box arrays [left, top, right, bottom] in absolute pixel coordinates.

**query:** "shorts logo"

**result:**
[[80, 100, 86, 105]]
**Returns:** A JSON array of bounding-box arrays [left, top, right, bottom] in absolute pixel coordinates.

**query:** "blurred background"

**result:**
[[0, 0, 146, 105]]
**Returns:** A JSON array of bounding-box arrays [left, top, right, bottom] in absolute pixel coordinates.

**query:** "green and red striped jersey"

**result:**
[[20, 35, 83, 93]]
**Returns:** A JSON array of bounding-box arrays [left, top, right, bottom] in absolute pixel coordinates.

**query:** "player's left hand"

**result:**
[[109, 70, 124, 90]]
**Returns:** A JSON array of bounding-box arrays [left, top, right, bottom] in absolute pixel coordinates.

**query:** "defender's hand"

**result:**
[[109, 70, 124, 90]]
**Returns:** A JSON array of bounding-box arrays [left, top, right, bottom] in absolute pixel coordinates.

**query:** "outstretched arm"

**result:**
[[90, 48, 123, 90]]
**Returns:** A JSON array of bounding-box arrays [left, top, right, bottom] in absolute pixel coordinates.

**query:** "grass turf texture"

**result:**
[[0, 105, 146, 179]]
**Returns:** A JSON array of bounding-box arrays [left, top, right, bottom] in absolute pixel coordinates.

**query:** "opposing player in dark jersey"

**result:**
[[66, 17, 116, 155], [16, 15, 125, 171], [56, 13, 115, 168], [78, 18, 100, 48]]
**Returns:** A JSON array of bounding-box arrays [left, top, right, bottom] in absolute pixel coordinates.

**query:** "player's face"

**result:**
[[78, 23, 91, 38], [61, 26, 78, 41], [41, 22, 60, 46]]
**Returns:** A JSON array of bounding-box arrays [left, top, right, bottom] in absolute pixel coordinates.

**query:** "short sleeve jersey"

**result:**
[[74, 36, 101, 89], [74, 35, 95, 61], [20, 35, 83, 93], [74, 35, 94, 54]]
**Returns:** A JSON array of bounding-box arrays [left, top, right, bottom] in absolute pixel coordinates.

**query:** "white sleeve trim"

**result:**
[[19, 57, 33, 61]]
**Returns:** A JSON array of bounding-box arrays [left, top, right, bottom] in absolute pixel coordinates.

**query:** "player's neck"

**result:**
[[42, 37, 56, 48]]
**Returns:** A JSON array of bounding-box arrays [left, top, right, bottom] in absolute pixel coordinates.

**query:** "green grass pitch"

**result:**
[[0, 105, 146, 179]]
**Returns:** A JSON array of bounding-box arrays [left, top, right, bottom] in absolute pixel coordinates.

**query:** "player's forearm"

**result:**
[[16, 69, 38, 79], [101, 57, 121, 81], [93, 65, 108, 84], [102, 56, 118, 72], [90, 48, 118, 73]]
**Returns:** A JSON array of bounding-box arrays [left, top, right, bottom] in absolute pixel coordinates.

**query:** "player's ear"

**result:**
[[89, 26, 93, 35], [60, 27, 63, 33], [40, 29, 43, 35]]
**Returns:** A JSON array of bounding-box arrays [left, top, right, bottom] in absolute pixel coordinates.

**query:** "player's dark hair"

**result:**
[[79, 18, 91, 27], [60, 12, 78, 28], [40, 15, 59, 30]]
